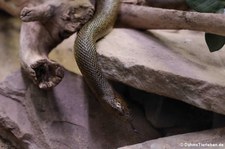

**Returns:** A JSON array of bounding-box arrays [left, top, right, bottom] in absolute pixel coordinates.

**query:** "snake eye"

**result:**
[[115, 102, 121, 109]]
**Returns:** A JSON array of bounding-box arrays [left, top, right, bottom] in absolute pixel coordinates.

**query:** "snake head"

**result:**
[[104, 93, 133, 122]]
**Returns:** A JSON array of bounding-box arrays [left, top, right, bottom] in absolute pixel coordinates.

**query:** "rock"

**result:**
[[97, 28, 225, 115], [0, 71, 48, 149], [0, 70, 160, 149], [2, 10, 225, 148], [0, 136, 16, 149], [119, 127, 225, 149]]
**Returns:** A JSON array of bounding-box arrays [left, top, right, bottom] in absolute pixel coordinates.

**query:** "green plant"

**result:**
[[186, 0, 225, 52]]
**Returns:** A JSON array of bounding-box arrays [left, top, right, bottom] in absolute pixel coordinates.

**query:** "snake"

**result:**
[[74, 0, 132, 121]]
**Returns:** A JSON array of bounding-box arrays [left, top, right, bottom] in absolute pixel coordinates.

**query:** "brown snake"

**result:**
[[74, 0, 133, 121]]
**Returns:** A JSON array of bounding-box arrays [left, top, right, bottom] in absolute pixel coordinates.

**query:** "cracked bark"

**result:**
[[19, 0, 94, 89], [117, 4, 225, 37]]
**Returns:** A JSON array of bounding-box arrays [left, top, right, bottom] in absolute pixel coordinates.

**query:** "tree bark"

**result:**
[[118, 4, 225, 37], [19, 0, 94, 89]]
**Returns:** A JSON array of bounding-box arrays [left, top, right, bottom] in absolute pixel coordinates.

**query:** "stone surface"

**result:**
[[119, 127, 225, 149], [0, 71, 52, 149], [0, 136, 16, 149], [1, 71, 225, 149], [97, 28, 225, 115], [0, 70, 160, 149]]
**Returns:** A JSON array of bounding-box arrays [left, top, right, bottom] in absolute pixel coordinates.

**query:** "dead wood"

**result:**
[[19, 0, 94, 89], [118, 4, 225, 37]]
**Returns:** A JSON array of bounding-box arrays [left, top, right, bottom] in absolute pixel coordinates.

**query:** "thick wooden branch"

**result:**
[[0, 0, 188, 17], [19, 0, 94, 89], [118, 4, 225, 36]]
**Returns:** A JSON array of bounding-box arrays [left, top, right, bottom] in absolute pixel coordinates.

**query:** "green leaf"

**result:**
[[205, 33, 225, 52], [186, 0, 224, 13], [186, 0, 225, 52]]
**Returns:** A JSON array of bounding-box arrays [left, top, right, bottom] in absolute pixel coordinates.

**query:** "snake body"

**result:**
[[74, 0, 132, 121]]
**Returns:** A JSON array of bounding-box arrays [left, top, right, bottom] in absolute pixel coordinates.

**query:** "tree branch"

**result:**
[[19, 0, 94, 89], [118, 4, 225, 36]]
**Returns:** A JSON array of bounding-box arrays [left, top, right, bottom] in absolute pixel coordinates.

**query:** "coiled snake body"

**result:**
[[74, 0, 132, 121]]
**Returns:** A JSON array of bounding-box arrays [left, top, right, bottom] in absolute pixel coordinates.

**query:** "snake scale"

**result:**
[[74, 0, 132, 121]]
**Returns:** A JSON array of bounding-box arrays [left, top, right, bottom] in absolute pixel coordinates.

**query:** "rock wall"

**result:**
[[0, 70, 161, 149], [1, 9, 225, 149]]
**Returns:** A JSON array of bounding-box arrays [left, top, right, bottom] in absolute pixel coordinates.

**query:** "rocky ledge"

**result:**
[[97, 28, 225, 115], [0, 70, 160, 149], [119, 127, 225, 149]]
